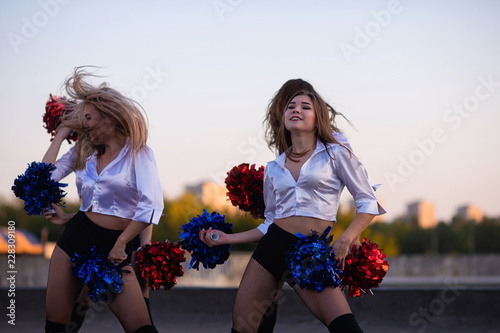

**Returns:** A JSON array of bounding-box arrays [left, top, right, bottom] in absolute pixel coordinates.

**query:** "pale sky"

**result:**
[[1, 0, 499, 222]]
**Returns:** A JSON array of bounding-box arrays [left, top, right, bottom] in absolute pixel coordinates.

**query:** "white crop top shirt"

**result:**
[[51, 145, 85, 196], [257, 139, 386, 234], [80, 144, 164, 225]]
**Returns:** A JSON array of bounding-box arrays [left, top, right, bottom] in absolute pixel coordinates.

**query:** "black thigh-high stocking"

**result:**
[[328, 313, 363, 333], [144, 297, 153, 325], [257, 300, 278, 333], [232, 259, 280, 333], [133, 325, 158, 333], [257, 280, 283, 333], [69, 303, 89, 332], [69, 284, 91, 332], [45, 319, 74, 333]]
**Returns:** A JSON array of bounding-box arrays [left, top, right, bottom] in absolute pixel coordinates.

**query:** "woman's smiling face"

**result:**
[[284, 94, 317, 134]]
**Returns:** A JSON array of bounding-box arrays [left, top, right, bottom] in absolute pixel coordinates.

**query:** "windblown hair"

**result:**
[[61, 66, 148, 169], [264, 79, 348, 159]]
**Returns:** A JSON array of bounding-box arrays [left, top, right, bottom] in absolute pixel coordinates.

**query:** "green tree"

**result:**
[[475, 218, 500, 252]]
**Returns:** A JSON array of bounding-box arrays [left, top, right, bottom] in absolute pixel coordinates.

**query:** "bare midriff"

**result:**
[[85, 206, 131, 231], [274, 216, 335, 237]]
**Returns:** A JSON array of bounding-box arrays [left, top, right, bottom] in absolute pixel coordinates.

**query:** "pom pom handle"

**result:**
[[178, 209, 232, 270]]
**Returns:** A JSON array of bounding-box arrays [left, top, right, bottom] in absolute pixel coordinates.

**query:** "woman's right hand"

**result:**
[[44, 203, 72, 226], [199, 228, 228, 247]]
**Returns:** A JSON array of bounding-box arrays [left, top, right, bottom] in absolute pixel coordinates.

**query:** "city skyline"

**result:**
[[1, 1, 499, 223]]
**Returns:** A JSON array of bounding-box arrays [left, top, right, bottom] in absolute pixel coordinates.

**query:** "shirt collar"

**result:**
[[274, 138, 327, 167], [88, 142, 131, 174]]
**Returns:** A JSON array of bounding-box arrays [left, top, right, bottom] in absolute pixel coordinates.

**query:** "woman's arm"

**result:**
[[140, 224, 153, 247], [332, 146, 385, 267], [107, 147, 163, 263], [42, 126, 72, 164], [350, 233, 363, 249], [199, 227, 264, 247], [332, 213, 375, 268], [108, 221, 150, 264]]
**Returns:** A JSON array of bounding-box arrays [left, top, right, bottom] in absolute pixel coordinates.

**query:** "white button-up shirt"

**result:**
[[257, 139, 385, 234], [80, 144, 164, 225]]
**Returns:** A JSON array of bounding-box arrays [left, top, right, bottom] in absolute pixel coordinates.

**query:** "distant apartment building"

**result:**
[[186, 182, 238, 214], [456, 204, 483, 223], [407, 200, 436, 228]]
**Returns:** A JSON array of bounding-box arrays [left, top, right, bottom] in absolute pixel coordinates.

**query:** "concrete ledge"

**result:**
[[1, 287, 499, 332], [3, 254, 500, 289]]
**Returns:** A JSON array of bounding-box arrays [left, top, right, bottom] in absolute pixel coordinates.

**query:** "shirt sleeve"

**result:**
[[257, 164, 275, 235], [333, 147, 386, 216], [132, 146, 164, 225], [51, 146, 76, 182]]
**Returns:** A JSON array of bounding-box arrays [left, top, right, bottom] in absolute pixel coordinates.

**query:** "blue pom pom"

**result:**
[[11, 161, 67, 216], [286, 227, 343, 292], [178, 209, 233, 270], [71, 246, 130, 303]]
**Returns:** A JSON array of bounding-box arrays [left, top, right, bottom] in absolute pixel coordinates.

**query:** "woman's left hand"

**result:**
[[331, 234, 352, 270], [349, 237, 362, 251], [108, 242, 127, 265]]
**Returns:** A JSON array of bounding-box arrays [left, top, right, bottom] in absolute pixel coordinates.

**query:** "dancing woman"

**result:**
[[255, 78, 356, 333], [201, 84, 385, 333], [44, 67, 163, 333], [43, 123, 155, 331]]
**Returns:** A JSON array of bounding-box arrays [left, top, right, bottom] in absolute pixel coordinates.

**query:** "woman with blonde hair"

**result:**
[[201, 82, 385, 332], [42, 124, 155, 331], [44, 67, 163, 333]]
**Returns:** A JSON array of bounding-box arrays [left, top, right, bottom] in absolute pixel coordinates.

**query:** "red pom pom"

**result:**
[[43, 94, 77, 142], [135, 241, 186, 290], [225, 163, 265, 219], [341, 238, 389, 297]]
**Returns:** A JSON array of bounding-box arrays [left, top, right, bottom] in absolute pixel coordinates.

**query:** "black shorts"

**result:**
[[252, 223, 299, 286], [57, 211, 140, 265]]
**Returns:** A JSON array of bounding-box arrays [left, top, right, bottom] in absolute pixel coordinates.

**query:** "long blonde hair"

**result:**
[[62, 66, 148, 168]]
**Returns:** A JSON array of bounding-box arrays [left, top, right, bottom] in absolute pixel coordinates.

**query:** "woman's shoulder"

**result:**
[[132, 144, 157, 163], [320, 141, 355, 165], [142, 144, 155, 154], [267, 150, 286, 166], [323, 141, 351, 154]]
